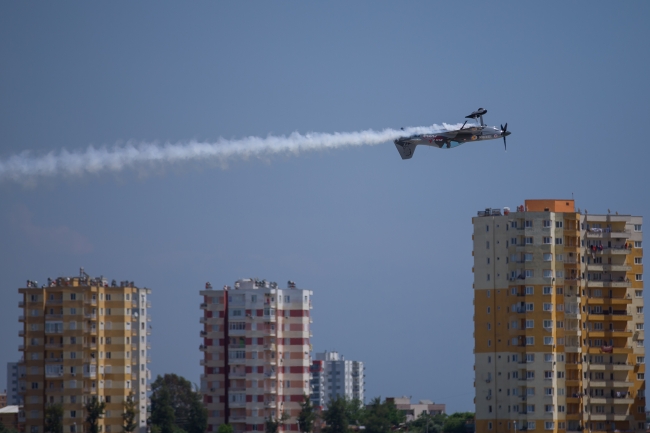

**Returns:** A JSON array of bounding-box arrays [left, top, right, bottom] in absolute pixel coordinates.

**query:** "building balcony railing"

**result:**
[[200, 303, 208, 309], [586, 264, 632, 272], [19, 315, 25, 322], [18, 330, 24, 337], [587, 379, 634, 388], [586, 229, 631, 238], [18, 344, 25, 351], [18, 301, 24, 308], [200, 317, 207, 324], [45, 343, 64, 349], [585, 280, 632, 288]]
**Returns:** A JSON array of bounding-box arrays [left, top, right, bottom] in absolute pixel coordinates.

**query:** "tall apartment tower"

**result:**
[[18, 270, 152, 433], [200, 279, 313, 433], [473, 199, 644, 433], [310, 351, 365, 408]]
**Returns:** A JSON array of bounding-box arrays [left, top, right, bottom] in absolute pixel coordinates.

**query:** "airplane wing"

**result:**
[[394, 140, 416, 160]]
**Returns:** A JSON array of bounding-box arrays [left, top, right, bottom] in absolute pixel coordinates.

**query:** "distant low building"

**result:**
[[0, 391, 6, 408], [0, 405, 24, 433], [385, 397, 446, 422]]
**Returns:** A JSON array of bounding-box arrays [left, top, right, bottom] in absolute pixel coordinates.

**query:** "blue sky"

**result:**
[[1, 2, 649, 412]]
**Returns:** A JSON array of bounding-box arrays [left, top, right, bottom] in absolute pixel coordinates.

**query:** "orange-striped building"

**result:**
[[200, 278, 313, 433], [473, 200, 644, 433]]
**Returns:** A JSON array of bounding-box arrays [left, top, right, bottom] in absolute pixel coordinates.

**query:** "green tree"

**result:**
[[217, 424, 233, 433], [442, 413, 474, 433], [343, 398, 365, 427], [297, 395, 317, 433], [85, 397, 106, 433], [151, 384, 176, 433], [122, 392, 140, 433], [265, 412, 289, 433], [322, 396, 349, 433], [0, 420, 20, 433], [364, 398, 391, 433], [150, 374, 207, 433], [44, 404, 64, 433]]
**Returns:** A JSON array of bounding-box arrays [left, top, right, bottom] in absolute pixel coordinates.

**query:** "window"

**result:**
[[637, 356, 645, 364], [543, 320, 553, 328], [486, 241, 490, 249], [526, 404, 535, 413], [638, 307, 644, 314], [636, 274, 643, 281], [487, 307, 491, 314], [637, 323, 644, 330], [526, 286, 534, 295], [525, 220, 532, 228], [545, 422, 554, 430], [637, 340, 644, 347], [638, 373, 645, 380], [526, 354, 535, 363], [511, 237, 517, 245], [556, 287, 563, 295], [634, 224, 642, 232], [556, 321, 564, 328], [543, 303, 553, 312], [544, 337, 553, 345], [525, 253, 533, 262], [556, 221, 563, 228], [556, 270, 564, 278], [543, 270, 553, 278], [556, 254, 564, 261], [526, 371, 535, 379], [527, 422, 536, 431], [526, 320, 534, 329], [486, 225, 490, 232], [526, 303, 534, 311], [544, 371, 553, 379], [543, 220, 551, 228], [555, 237, 563, 245], [526, 336, 534, 346], [635, 257, 643, 264], [557, 371, 565, 378], [543, 253, 552, 261], [487, 274, 490, 281], [525, 237, 533, 244], [486, 257, 490, 265], [544, 354, 553, 362], [525, 270, 534, 278], [543, 286, 552, 295], [105, 294, 111, 301], [543, 236, 552, 244], [635, 241, 642, 248]]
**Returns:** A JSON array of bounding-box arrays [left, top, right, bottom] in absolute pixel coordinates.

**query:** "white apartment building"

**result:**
[[310, 351, 364, 408]]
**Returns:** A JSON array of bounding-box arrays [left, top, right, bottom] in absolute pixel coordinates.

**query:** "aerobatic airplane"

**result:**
[[394, 108, 510, 160]]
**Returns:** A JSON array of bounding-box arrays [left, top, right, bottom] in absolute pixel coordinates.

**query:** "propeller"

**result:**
[[500, 123, 510, 151]]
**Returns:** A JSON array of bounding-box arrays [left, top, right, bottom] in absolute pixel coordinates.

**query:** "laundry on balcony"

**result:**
[[600, 345, 614, 353]]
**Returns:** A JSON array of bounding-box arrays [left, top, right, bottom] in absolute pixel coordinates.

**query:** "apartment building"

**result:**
[[200, 278, 313, 433], [6, 362, 23, 406], [473, 199, 644, 433], [18, 270, 152, 433], [310, 351, 365, 408]]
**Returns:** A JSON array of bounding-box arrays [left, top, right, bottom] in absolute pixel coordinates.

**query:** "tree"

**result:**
[[44, 404, 63, 433], [217, 425, 233, 433], [151, 384, 176, 433], [297, 395, 316, 433], [442, 412, 473, 433], [0, 420, 19, 433], [150, 374, 207, 433], [122, 392, 140, 433], [364, 398, 391, 433], [322, 397, 349, 433], [85, 397, 106, 433], [265, 412, 289, 433]]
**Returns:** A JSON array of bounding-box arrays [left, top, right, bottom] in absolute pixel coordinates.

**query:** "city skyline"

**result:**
[[1, 2, 649, 414]]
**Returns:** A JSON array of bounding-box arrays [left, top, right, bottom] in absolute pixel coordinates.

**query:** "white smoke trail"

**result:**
[[0, 123, 463, 182]]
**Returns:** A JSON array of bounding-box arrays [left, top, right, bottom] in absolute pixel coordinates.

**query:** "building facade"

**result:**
[[6, 362, 24, 406], [310, 351, 364, 408], [200, 278, 313, 433], [473, 199, 645, 433], [18, 270, 152, 433]]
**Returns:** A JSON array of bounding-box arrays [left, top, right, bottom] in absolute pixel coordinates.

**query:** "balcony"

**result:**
[[45, 343, 64, 349], [587, 264, 632, 272], [585, 295, 632, 306], [18, 330, 24, 337], [588, 414, 632, 422], [587, 312, 632, 321], [264, 387, 277, 394], [229, 371, 246, 378], [586, 346, 633, 355], [200, 317, 207, 324], [18, 301, 24, 308], [200, 303, 208, 310], [264, 401, 277, 408], [588, 379, 634, 388], [586, 229, 631, 239], [585, 280, 632, 288], [19, 315, 25, 322]]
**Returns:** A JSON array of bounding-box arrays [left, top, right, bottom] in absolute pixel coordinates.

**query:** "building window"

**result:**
[[638, 307, 644, 314], [544, 337, 553, 345], [545, 422, 555, 430], [525, 270, 534, 278], [634, 224, 642, 232], [487, 307, 491, 314], [543, 320, 553, 328], [637, 340, 644, 348], [637, 357, 645, 364], [637, 323, 644, 330], [526, 303, 534, 311], [526, 320, 534, 329], [636, 274, 643, 281], [543, 286, 552, 295], [556, 221, 563, 228], [526, 337, 534, 346], [543, 253, 552, 261], [638, 373, 645, 380], [543, 237, 552, 244], [555, 238, 563, 245], [525, 237, 533, 245], [635, 257, 643, 264], [543, 220, 551, 228], [525, 220, 532, 228], [543, 270, 553, 278], [634, 241, 642, 248]]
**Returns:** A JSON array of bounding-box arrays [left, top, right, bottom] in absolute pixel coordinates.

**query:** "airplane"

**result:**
[[393, 108, 511, 160]]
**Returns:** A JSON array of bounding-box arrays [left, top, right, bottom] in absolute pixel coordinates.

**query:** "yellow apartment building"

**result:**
[[473, 200, 644, 433], [18, 270, 152, 433]]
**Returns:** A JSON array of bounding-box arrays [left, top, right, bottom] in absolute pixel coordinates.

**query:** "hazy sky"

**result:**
[[1, 2, 649, 412]]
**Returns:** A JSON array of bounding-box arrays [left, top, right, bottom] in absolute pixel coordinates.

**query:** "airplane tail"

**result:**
[[394, 140, 416, 160]]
